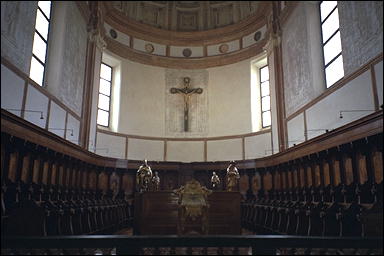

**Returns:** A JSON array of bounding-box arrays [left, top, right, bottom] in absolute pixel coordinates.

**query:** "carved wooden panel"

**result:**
[[306, 166, 312, 186], [42, 161, 49, 185], [252, 172, 261, 193], [333, 160, 341, 186], [273, 172, 280, 190], [293, 169, 298, 187], [314, 165, 321, 187], [323, 162, 330, 186], [81, 171, 87, 189], [373, 151, 383, 183], [58, 166, 64, 186], [344, 157, 353, 185], [122, 173, 135, 195], [8, 152, 18, 182], [109, 172, 120, 193], [263, 171, 272, 191], [20, 154, 30, 183], [239, 173, 249, 196], [33, 159, 41, 184], [287, 171, 292, 188], [98, 172, 108, 192], [358, 154, 368, 184], [299, 167, 305, 187], [88, 171, 97, 190], [51, 163, 57, 185]]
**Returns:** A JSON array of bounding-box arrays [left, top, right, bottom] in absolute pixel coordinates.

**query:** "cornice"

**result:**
[[103, 2, 270, 46]]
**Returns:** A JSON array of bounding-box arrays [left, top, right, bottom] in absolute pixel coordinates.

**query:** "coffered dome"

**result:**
[[108, 1, 261, 32]]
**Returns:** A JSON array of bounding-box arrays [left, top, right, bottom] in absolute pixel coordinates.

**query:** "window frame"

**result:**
[[97, 62, 113, 127], [259, 64, 271, 128], [30, 1, 52, 87], [319, 1, 344, 88]]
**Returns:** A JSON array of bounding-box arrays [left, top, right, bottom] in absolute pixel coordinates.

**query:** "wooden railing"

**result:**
[[2, 235, 382, 255]]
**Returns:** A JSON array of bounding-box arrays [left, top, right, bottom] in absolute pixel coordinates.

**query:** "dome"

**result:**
[[107, 1, 262, 32]]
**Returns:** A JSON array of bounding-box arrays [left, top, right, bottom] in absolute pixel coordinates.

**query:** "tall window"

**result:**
[[29, 1, 52, 86], [320, 1, 344, 88], [97, 63, 112, 127], [260, 65, 271, 128]]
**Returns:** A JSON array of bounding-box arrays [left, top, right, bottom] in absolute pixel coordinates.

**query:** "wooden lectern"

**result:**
[[134, 191, 241, 235]]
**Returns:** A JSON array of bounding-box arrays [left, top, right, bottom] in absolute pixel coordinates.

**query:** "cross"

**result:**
[[170, 77, 203, 132]]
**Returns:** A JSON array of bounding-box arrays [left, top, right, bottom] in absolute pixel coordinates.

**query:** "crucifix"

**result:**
[[170, 77, 203, 132]]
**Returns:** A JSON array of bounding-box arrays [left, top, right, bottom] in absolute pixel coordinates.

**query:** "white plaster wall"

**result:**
[[45, 1, 87, 117], [1, 64, 24, 117], [128, 138, 164, 161], [118, 59, 166, 136], [133, 38, 166, 56], [117, 56, 253, 138], [207, 39, 240, 56], [96, 132, 126, 159], [207, 139, 242, 162], [170, 46, 204, 58], [1, 1, 37, 74], [283, 3, 323, 117], [167, 141, 204, 162], [48, 101, 66, 138], [208, 58, 252, 136], [306, 70, 375, 139], [287, 113, 305, 148], [339, 1, 383, 76], [245, 133, 272, 159], [24, 84, 48, 129], [66, 114, 80, 145], [375, 61, 383, 106]]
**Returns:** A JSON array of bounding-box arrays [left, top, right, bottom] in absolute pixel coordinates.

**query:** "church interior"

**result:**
[[1, 1, 383, 255]]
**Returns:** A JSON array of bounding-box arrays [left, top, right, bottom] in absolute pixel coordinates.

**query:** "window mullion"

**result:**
[[323, 28, 339, 46], [321, 5, 337, 25]]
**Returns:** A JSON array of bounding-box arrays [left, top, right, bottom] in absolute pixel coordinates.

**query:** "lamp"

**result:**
[[5, 108, 44, 119], [48, 128, 74, 136], [339, 110, 375, 119]]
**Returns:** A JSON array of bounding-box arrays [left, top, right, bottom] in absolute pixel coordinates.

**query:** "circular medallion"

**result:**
[[254, 31, 262, 41], [109, 29, 117, 39], [145, 43, 154, 53], [219, 44, 229, 53], [182, 48, 192, 57]]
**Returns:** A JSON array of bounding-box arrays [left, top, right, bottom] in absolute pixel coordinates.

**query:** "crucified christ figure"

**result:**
[[170, 77, 203, 132]]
